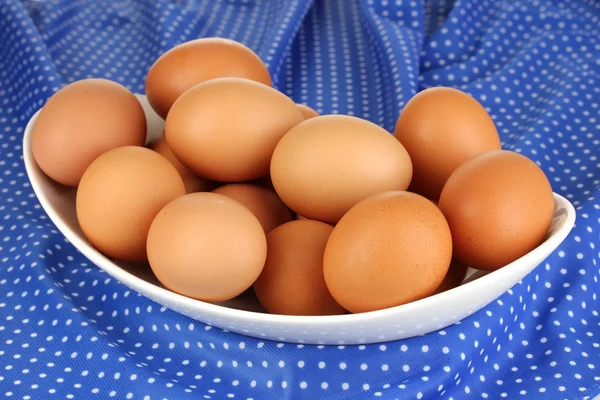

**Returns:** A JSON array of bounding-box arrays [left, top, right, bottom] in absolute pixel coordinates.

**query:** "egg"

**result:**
[[32, 78, 146, 187], [76, 146, 185, 262], [166, 77, 304, 182], [297, 103, 319, 119], [270, 115, 413, 224], [145, 37, 272, 119], [253, 220, 345, 316], [439, 150, 554, 271], [146, 192, 267, 302], [323, 191, 452, 313], [149, 132, 214, 193], [394, 87, 501, 201], [433, 259, 468, 295], [212, 183, 293, 233]]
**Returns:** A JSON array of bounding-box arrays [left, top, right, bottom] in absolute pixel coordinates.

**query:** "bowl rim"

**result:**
[[22, 103, 577, 328]]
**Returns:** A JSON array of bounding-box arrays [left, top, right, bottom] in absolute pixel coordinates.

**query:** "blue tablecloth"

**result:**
[[1, 0, 599, 398]]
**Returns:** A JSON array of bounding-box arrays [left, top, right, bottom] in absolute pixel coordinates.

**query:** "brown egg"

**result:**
[[438, 150, 554, 271], [323, 191, 452, 313], [166, 77, 304, 182], [146, 192, 267, 302], [253, 220, 345, 316], [394, 87, 501, 201], [297, 103, 319, 119], [32, 79, 146, 187], [270, 115, 413, 224], [76, 146, 185, 262], [212, 183, 293, 233], [149, 132, 214, 193], [433, 259, 468, 294], [145, 38, 272, 119]]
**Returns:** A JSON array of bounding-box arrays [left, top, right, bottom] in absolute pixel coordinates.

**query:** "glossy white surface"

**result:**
[[23, 95, 576, 345]]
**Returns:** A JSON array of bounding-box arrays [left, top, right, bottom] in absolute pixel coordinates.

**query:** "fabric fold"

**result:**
[[0, 0, 599, 398]]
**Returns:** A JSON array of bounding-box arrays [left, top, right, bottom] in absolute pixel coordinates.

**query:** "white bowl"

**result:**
[[23, 94, 576, 345]]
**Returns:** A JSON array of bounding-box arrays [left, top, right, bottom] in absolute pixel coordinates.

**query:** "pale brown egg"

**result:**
[[323, 191, 452, 313], [149, 132, 214, 193], [212, 183, 292, 233], [297, 103, 319, 119], [145, 38, 272, 119], [438, 150, 554, 271], [270, 115, 413, 224], [433, 259, 468, 295], [32, 79, 146, 187], [166, 77, 304, 182], [146, 192, 267, 302], [253, 220, 345, 316], [76, 146, 185, 262], [394, 87, 501, 201]]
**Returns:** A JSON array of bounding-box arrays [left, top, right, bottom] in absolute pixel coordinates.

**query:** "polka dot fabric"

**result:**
[[1, 0, 599, 398]]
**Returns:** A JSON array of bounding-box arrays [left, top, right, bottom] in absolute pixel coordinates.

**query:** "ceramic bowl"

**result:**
[[23, 94, 576, 345]]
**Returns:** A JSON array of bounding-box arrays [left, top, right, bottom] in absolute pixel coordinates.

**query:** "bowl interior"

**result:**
[[22, 94, 576, 344]]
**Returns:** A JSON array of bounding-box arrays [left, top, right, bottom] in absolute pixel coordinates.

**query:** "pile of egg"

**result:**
[[31, 38, 554, 316]]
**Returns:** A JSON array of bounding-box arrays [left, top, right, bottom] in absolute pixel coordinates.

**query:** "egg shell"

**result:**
[[323, 191, 452, 314], [297, 103, 320, 119], [32, 78, 146, 187], [212, 183, 293, 233], [149, 132, 215, 193], [253, 220, 345, 316], [145, 38, 272, 119], [394, 87, 501, 201], [438, 150, 555, 271], [270, 115, 413, 224], [166, 77, 305, 182], [76, 146, 185, 262], [146, 192, 267, 302]]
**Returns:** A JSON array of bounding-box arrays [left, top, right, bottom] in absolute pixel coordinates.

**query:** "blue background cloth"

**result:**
[[1, 0, 599, 398]]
